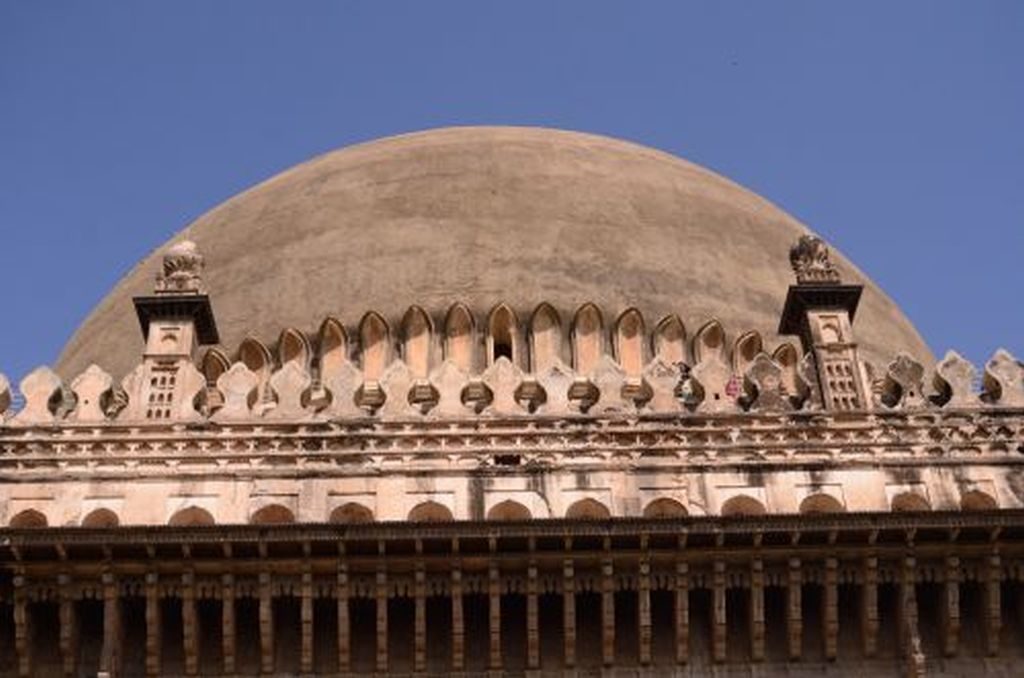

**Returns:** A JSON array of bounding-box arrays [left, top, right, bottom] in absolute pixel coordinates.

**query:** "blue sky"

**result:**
[[1, 2, 1021, 382]]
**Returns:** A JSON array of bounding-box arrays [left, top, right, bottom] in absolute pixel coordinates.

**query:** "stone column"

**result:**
[[182, 571, 198, 676], [712, 561, 726, 663], [451, 566, 464, 671], [563, 558, 576, 668], [336, 566, 350, 674], [58, 574, 77, 678], [750, 559, 765, 662], [675, 561, 689, 665], [100, 573, 122, 677], [861, 556, 878, 658], [376, 567, 388, 673], [259, 572, 274, 675], [898, 556, 918, 654], [638, 559, 652, 666], [601, 558, 615, 666], [942, 556, 959, 657], [824, 557, 839, 661], [145, 574, 162, 677], [526, 561, 539, 670], [984, 553, 1002, 657], [300, 571, 314, 674], [900, 556, 924, 677], [489, 561, 502, 671], [221, 574, 235, 677], [13, 575, 30, 678], [787, 558, 802, 661], [414, 565, 426, 673]]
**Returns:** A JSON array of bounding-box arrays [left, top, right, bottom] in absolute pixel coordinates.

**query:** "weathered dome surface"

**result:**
[[57, 126, 931, 378]]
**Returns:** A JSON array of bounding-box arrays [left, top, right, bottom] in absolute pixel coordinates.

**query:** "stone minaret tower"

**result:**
[[779, 235, 872, 410], [122, 240, 219, 421]]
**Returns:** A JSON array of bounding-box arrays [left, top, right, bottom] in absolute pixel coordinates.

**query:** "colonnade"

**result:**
[[3, 552, 1017, 676]]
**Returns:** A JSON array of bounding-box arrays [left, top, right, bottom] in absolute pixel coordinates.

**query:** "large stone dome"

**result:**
[[57, 126, 931, 379]]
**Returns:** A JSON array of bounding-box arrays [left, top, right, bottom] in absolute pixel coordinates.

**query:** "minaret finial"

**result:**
[[789, 234, 841, 285], [155, 240, 206, 295]]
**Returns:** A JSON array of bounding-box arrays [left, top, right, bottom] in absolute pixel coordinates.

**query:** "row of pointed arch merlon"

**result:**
[[3, 304, 1023, 423]]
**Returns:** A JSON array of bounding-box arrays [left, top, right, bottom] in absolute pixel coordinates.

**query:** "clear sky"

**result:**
[[1, 2, 1021, 383]]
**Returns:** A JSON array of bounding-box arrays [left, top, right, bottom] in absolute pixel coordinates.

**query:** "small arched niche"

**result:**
[[529, 303, 563, 373], [408, 501, 454, 523], [238, 337, 273, 376], [250, 504, 296, 525], [82, 508, 120, 528], [694, 319, 727, 364], [329, 502, 375, 524], [278, 327, 311, 368], [642, 498, 688, 519], [653, 315, 686, 364], [960, 490, 998, 511], [772, 343, 802, 397], [443, 303, 476, 373], [565, 498, 611, 520], [317, 317, 349, 378], [400, 306, 434, 379], [798, 493, 845, 514], [359, 312, 392, 381], [168, 506, 215, 527], [614, 308, 646, 378], [9, 509, 47, 528], [200, 348, 231, 386], [890, 492, 931, 513], [572, 304, 605, 375], [732, 331, 763, 375], [720, 495, 767, 517], [486, 304, 521, 368], [487, 500, 532, 521]]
